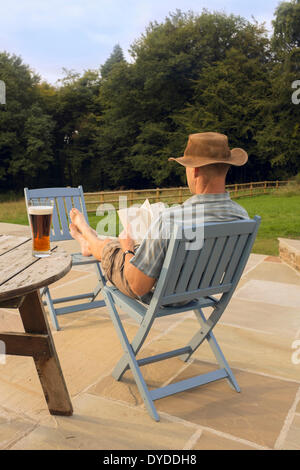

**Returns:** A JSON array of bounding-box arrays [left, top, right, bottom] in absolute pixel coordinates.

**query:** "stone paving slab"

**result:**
[[220, 298, 300, 339], [236, 279, 300, 308], [0, 227, 300, 450], [242, 253, 266, 274], [0, 308, 160, 419], [155, 363, 299, 449], [0, 355, 51, 420], [192, 430, 259, 450], [52, 311, 161, 397], [242, 259, 300, 286], [0, 405, 37, 450], [145, 315, 300, 382], [89, 354, 188, 407], [0, 308, 24, 333], [50, 268, 88, 289], [282, 414, 300, 450], [11, 393, 196, 450]]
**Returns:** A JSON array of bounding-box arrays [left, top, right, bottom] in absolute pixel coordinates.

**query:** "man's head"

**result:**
[[186, 163, 230, 194], [169, 132, 248, 194]]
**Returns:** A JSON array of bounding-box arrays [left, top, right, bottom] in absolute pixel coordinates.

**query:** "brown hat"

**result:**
[[169, 132, 248, 168]]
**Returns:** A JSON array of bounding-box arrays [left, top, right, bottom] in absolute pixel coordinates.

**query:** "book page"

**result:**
[[118, 200, 152, 243], [149, 202, 166, 221], [118, 199, 166, 244]]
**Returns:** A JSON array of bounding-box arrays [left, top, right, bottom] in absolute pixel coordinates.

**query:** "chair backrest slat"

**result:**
[[56, 197, 70, 240], [211, 234, 238, 286], [51, 202, 63, 241], [199, 236, 227, 289], [174, 245, 202, 294], [164, 241, 187, 296], [187, 237, 215, 291], [64, 197, 74, 224], [24, 186, 88, 242], [73, 195, 83, 213], [152, 218, 260, 310], [223, 233, 249, 284]]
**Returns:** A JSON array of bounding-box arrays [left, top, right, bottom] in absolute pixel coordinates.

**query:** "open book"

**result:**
[[118, 199, 166, 243]]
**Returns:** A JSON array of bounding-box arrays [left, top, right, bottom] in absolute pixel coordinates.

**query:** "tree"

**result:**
[[101, 44, 125, 78], [52, 69, 102, 188], [0, 52, 43, 190], [8, 104, 55, 187], [256, 0, 300, 179], [125, 10, 271, 186], [174, 45, 271, 183], [272, 0, 300, 54]]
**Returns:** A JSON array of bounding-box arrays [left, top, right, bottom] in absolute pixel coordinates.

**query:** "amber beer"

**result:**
[[28, 204, 53, 257]]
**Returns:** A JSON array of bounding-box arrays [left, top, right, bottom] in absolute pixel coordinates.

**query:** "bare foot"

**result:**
[[69, 208, 92, 238], [69, 223, 92, 257]]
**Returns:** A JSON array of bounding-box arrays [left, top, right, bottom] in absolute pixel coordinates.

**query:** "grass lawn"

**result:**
[[237, 193, 300, 255], [0, 192, 299, 256]]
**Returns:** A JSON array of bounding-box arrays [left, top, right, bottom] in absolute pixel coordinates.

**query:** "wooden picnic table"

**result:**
[[0, 234, 73, 416]]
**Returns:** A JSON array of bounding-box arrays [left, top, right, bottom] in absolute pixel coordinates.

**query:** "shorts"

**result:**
[[101, 240, 139, 299]]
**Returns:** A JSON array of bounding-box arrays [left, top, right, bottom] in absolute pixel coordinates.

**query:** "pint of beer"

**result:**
[[28, 200, 54, 257]]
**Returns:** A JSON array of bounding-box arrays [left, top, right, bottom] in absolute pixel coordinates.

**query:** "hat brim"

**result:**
[[169, 148, 248, 168]]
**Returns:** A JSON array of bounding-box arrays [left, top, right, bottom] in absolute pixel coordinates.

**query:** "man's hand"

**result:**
[[119, 224, 156, 297], [118, 225, 135, 253]]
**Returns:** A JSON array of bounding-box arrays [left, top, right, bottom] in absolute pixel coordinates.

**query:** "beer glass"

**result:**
[[28, 200, 54, 257]]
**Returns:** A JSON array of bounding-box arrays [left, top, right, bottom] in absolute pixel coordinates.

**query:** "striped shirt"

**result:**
[[130, 192, 249, 280]]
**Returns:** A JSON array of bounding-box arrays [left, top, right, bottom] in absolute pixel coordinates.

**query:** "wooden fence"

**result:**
[[84, 180, 288, 213]]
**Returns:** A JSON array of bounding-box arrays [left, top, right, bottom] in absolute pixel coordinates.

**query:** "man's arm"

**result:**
[[119, 228, 156, 297]]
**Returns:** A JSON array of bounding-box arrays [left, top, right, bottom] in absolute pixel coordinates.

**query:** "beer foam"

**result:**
[[28, 206, 53, 215]]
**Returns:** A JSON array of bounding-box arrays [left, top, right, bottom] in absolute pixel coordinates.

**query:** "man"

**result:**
[[69, 132, 249, 302]]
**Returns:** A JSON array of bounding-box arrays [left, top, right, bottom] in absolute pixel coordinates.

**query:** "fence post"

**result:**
[[250, 183, 253, 197], [264, 181, 266, 194], [129, 190, 134, 206], [156, 188, 160, 203], [276, 180, 279, 190], [179, 187, 183, 204], [235, 184, 238, 198]]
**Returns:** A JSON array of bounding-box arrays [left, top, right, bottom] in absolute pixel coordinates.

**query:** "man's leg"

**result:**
[[69, 208, 138, 299], [69, 223, 92, 256], [69, 208, 112, 261]]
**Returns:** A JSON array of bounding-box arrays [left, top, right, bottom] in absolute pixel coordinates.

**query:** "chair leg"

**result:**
[[111, 314, 156, 382], [103, 290, 160, 421], [195, 309, 240, 392], [180, 308, 240, 392], [90, 262, 106, 301], [42, 287, 60, 331]]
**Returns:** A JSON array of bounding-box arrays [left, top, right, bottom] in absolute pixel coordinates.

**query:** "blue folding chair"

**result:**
[[102, 216, 261, 421], [24, 186, 106, 330]]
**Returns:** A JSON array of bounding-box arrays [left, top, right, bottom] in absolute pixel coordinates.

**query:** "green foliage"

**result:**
[[0, 3, 299, 193], [255, 0, 300, 180], [295, 172, 300, 184], [239, 193, 300, 255], [272, 0, 300, 54], [0, 52, 58, 190], [101, 44, 125, 78]]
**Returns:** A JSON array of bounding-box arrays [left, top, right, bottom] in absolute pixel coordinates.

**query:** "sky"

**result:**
[[0, 0, 281, 84]]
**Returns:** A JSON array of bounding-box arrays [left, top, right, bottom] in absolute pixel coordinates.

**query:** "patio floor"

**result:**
[[1, 223, 300, 450]]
